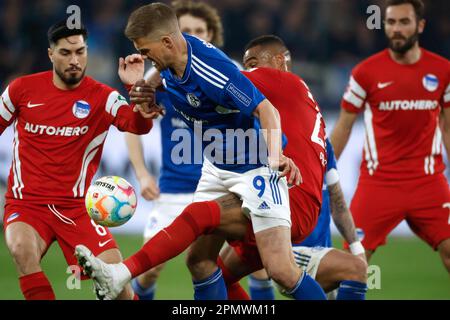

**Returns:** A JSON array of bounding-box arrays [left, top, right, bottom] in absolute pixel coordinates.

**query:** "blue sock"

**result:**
[[336, 280, 367, 300], [288, 272, 327, 300], [131, 278, 156, 300], [193, 268, 227, 300], [248, 275, 275, 300]]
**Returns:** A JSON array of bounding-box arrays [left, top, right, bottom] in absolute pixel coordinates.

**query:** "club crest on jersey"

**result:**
[[72, 100, 91, 119], [6, 212, 20, 223], [422, 74, 439, 92], [186, 93, 201, 108]]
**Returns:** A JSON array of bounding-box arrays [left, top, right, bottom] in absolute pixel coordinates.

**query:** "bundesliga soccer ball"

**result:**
[[85, 176, 137, 227]]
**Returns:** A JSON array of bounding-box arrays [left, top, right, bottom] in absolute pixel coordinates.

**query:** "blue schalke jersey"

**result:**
[[159, 34, 266, 173], [296, 139, 337, 248]]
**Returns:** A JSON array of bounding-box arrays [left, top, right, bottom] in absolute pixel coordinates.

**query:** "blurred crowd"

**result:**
[[0, 0, 449, 108]]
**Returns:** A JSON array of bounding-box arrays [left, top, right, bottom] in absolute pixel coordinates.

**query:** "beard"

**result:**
[[387, 29, 420, 55], [55, 66, 86, 86]]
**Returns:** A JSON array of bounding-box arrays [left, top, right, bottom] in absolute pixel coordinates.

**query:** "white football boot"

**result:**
[[75, 244, 132, 300]]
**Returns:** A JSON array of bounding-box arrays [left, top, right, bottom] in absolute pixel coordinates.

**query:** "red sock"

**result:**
[[124, 201, 221, 277], [217, 257, 250, 300], [19, 271, 55, 300]]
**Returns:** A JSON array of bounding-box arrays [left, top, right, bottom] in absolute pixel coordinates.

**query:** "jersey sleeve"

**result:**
[[341, 64, 369, 113], [0, 79, 22, 135], [325, 138, 340, 186], [104, 89, 153, 134], [192, 54, 266, 116]]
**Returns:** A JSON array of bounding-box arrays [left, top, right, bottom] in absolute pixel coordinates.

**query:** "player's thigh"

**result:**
[[52, 205, 118, 267], [3, 204, 54, 272], [350, 181, 405, 252], [406, 175, 450, 250], [254, 226, 299, 288]]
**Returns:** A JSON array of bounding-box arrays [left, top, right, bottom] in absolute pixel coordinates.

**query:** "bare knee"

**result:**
[[8, 240, 41, 275], [343, 256, 368, 283], [265, 262, 300, 290]]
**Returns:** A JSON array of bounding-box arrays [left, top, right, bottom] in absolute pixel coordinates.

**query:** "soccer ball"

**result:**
[[85, 176, 137, 227]]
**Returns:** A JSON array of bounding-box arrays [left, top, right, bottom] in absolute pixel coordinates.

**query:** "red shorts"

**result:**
[[228, 186, 321, 272], [3, 201, 118, 268], [349, 174, 450, 251]]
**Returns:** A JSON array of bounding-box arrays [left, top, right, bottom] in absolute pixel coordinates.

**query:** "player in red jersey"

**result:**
[[0, 21, 153, 300], [331, 0, 450, 272]]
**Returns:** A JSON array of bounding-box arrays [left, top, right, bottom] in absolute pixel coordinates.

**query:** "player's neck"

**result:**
[[388, 43, 422, 65], [52, 71, 83, 90], [171, 37, 189, 79]]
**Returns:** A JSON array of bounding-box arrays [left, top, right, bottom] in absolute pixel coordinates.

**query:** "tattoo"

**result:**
[[328, 182, 358, 244], [215, 193, 243, 211]]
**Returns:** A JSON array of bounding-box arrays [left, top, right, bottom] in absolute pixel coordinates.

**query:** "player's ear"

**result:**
[[418, 19, 425, 34], [48, 47, 54, 63], [161, 36, 173, 49]]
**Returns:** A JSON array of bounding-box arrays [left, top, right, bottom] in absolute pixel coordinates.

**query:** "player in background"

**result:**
[[125, 0, 232, 300], [331, 0, 450, 273], [75, 3, 328, 301], [0, 21, 153, 300], [211, 36, 367, 301]]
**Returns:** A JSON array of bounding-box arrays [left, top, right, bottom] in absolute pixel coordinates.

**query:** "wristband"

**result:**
[[349, 241, 365, 255]]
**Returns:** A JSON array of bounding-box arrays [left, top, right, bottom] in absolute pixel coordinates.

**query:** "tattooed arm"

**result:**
[[328, 181, 366, 261]]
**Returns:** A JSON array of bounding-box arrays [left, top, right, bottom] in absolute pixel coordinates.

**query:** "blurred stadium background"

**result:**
[[0, 0, 449, 299]]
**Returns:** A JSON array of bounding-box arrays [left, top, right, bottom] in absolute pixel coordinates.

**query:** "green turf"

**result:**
[[0, 232, 448, 300]]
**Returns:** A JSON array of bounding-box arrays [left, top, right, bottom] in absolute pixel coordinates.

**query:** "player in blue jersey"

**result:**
[[75, 3, 328, 300], [234, 35, 368, 300], [124, 1, 234, 300]]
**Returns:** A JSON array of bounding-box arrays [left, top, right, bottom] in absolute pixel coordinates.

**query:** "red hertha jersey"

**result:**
[[0, 71, 152, 205], [243, 67, 327, 206], [342, 48, 450, 180]]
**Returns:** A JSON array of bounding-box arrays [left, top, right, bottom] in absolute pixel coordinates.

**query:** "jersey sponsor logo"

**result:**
[[6, 212, 20, 223], [422, 74, 439, 92], [72, 100, 91, 119], [378, 100, 438, 111], [377, 81, 393, 89], [215, 105, 240, 115], [27, 101, 45, 108], [186, 93, 201, 108], [173, 106, 209, 124], [24, 122, 89, 136], [226, 83, 252, 107]]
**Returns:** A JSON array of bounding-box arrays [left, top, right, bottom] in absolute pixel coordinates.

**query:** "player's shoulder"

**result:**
[[421, 48, 450, 67], [185, 33, 235, 69], [353, 49, 390, 73], [11, 71, 52, 87]]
